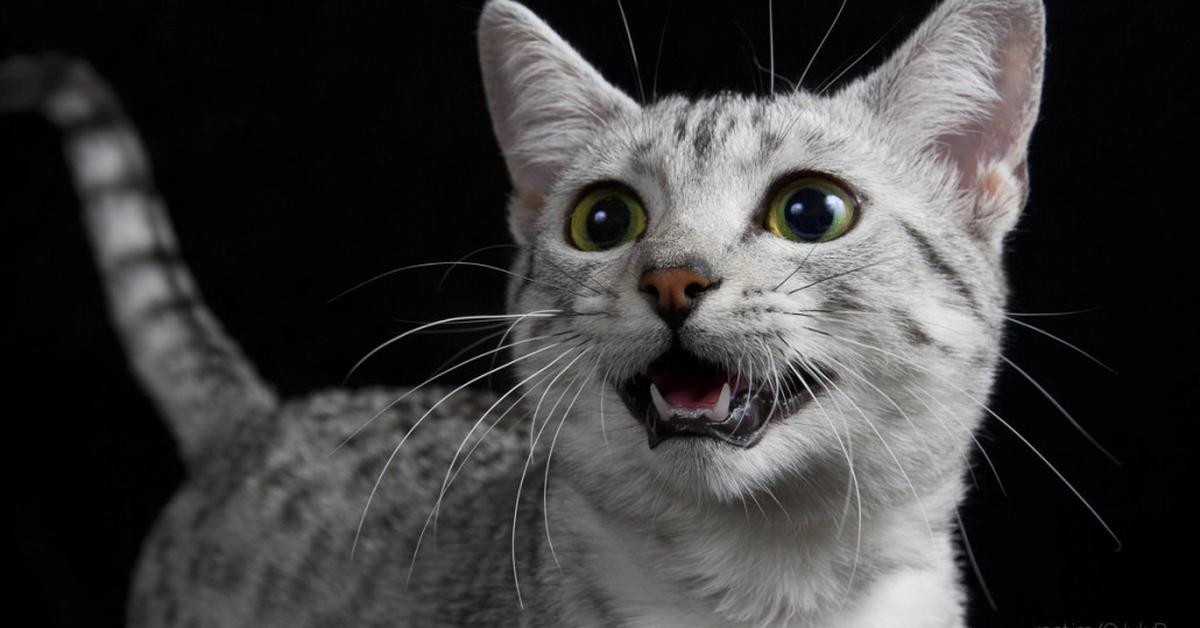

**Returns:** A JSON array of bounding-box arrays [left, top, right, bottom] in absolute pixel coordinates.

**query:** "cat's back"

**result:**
[[128, 385, 524, 627]]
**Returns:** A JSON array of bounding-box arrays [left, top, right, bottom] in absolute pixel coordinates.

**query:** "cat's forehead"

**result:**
[[570, 92, 882, 198]]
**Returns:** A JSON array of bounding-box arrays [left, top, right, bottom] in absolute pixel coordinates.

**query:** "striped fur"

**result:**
[[2, 0, 1045, 625], [0, 55, 276, 468]]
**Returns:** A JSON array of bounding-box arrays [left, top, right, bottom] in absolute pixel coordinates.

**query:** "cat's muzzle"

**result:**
[[616, 346, 826, 449]]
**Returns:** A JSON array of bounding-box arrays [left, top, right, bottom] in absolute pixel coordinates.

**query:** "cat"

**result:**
[[0, 0, 1046, 625]]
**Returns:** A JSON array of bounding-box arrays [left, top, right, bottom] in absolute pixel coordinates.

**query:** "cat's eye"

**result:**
[[765, 176, 858, 243], [568, 186, 647, 251]]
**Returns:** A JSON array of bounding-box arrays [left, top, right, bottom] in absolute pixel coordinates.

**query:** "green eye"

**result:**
[[765, 176, 858, 243], [569, 187, 647, 251]]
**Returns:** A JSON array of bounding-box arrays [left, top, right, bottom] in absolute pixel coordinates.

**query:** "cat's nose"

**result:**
[[639, 265, 713, 328]]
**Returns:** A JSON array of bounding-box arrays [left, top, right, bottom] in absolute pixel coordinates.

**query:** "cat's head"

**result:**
[[478, 0, 1044, 513]]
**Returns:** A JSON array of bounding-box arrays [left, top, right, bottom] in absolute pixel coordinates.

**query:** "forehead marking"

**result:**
[[691, 103, 723, 162], [672, 101, 693, 143]]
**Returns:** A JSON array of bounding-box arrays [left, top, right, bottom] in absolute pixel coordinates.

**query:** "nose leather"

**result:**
[[639, 266, 712, 328]]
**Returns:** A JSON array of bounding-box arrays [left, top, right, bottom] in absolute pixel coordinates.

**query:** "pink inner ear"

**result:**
[[969, 161, 1025, 241], [944, 29, 1041, 191]]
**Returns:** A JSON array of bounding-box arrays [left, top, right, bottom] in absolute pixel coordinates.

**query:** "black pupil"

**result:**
[[586, 196, 632, 248], [783, 186, 842, 241]]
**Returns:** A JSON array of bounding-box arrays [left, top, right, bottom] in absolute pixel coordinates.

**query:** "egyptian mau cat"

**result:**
[[0, 0, 1045, 625]]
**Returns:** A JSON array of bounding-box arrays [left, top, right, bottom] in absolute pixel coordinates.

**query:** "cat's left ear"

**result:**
[[857, 0, 1045, 246], [478, 0, 638, 243]]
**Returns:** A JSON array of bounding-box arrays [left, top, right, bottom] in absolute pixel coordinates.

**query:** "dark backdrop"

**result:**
[[0, 1, 1188, 626]]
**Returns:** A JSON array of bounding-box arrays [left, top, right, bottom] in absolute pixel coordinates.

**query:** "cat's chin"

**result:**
[[614, 345, 834, 450]]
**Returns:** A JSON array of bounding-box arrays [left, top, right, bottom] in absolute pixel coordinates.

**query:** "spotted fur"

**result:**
[[1, 0, 1045, 625]]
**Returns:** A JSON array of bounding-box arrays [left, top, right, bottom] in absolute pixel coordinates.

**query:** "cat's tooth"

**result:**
[[712, 383, 731, 422], [650, 384, 672, 420]]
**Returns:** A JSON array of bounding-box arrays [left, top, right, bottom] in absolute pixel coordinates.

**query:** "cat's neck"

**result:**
[[551, 476, 966, 628]]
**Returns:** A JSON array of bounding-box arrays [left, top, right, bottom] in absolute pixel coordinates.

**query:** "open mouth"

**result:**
[[616, 345, 831, 449]]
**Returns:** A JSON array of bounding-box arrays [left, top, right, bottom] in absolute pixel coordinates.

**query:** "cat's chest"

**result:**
[[570, 498, 964, 628], [593, 567, 963, 628]]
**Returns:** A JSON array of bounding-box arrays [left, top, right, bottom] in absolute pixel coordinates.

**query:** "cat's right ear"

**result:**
[[478, 0, 638, 243]]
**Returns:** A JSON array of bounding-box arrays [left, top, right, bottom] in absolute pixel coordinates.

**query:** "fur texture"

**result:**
[[0, 0, 1045, 625]]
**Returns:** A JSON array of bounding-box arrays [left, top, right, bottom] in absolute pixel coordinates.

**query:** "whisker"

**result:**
[[518, 364, 589, 529], [651, 8, 670, 100], [329, 332, 559, 456], [780, 348, 861, 600], [794, 306, 1120, 464], [527, 342, 589, 448], [748, 492, 770, 524], [761, 338, 782, 421], [406, 345, 581, 585], [768, 0, 776, 94], [390, 319, 516, 334], [428, 329, 510, 376], [544, 362, 599, 572], [329, 261, 590, 303], [436, 350, 583, 532], [616, 0, 646, 103], [763, 486, 793, 527], [1004, 315, 1116, 374], [906, 382, 1006, 496], [488, 308, 564, 387], [343, 310, 559, 384], [807, 351, 937, 546], [902, 383, 985, 494], [734, 22, 794, 94], [599, 363, 614, 451], [956, 509, 999, 611], [998, 354, 1121, 465], [537, 252, 614, 297], [511, 347, 594, 608], [796, 357, 864, 600], [823, 352, 946, 482], [350, 342, 562, 558], [738, 494, 752, 525], [442, 354, 572, 496], [782, 353, 858, 517], [815, 18, 902, 95], [1007, 307, 1102, 317], [795, 0, 848, 92], [785, 258, 890, 295], [772, 241, 822, 292], [435, 243, 519, 290], [806, 327, 1122, 550]]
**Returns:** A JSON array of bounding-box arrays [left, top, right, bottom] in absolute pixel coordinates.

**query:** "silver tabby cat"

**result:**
[[0, 0, 1045, 625]]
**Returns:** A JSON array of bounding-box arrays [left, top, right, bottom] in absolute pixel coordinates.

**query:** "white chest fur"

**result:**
[[562, 486, 965, 628]]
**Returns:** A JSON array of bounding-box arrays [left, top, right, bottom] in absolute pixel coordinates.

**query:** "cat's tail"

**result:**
[[0, 54, 276, 468]]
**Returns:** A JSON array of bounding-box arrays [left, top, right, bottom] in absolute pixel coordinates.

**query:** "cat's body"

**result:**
[[124, 385, 961, 627], [0, 0, 1045, 625]]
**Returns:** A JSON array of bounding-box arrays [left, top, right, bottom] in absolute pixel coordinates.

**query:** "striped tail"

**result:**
[[1, 54, 276, 468]]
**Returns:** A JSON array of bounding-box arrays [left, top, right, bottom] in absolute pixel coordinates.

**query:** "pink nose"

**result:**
[[638, 267, 712, 328]]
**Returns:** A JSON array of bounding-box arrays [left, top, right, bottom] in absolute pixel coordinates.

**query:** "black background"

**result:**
[[0, 1, 1189, 626]]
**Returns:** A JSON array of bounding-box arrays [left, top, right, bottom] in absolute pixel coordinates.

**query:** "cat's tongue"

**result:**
[[631, 346, 780, 449], [650, 366, 727, 407], [646, 348, 747, 411]]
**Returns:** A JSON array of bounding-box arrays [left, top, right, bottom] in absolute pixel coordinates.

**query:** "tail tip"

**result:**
[[0, 53, 103, 122]]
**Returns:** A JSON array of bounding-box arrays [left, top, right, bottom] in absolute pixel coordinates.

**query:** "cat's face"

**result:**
[[480, 0, 1044, 513]]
